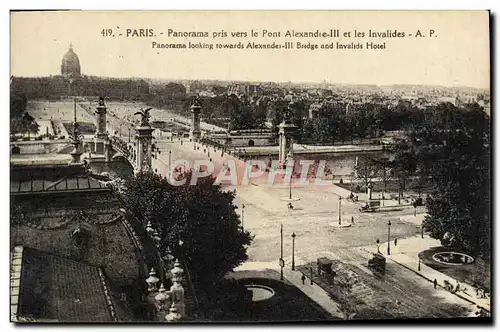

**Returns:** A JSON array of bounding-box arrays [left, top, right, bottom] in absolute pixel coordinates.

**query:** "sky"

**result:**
[[10, 10, 490, 89]]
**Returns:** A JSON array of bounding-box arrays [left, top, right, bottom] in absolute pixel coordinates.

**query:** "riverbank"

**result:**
[[234, 143, 386, 156]]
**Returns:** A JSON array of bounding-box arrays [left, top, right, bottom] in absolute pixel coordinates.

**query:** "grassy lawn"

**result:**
[[62, 122, 96, 135], [419, 247, 491, 292]]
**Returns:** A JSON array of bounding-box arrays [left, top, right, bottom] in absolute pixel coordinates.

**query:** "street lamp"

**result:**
[[285, 151, 293, 200], [280, 224, 284, 281], [241, 204, 245, 231], [387, 220, 392, 255], [421, 224, 424, 239], [168, 150, 172, 179], [338, 197, 342, 225], [291, 232, 296, 271], [418, 258, 421, 271]]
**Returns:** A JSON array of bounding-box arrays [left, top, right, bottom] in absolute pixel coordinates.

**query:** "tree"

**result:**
[[230, 99, 254, 130], [371, 156, 393, 194], [354, 158, 380, 191], [10, 90, 27, 119], [119, 171, 253, 287], [403, 103, 490, 257], [391, 139, 418, 202]]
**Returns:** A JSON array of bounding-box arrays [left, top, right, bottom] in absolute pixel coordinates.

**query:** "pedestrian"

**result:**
[[351, 216, 354, 224], [301, 274, 306, 285], [433, 279, 437, 289], [394, 238, 398, 246]]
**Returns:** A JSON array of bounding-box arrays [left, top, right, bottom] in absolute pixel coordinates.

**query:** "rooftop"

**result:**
[[11, 215, 140, 287], [12, 246, 130, 322]]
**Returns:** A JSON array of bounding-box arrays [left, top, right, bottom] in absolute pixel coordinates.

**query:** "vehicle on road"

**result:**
[[360, 200, 381, 212]]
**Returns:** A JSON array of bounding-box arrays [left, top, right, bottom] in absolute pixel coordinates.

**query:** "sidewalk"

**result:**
[[234, 261, 345, 319], [361, 235, 490, 312]]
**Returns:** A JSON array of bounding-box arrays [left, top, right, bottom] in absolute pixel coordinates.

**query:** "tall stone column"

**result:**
[[278, 120, 297, 166], [94, 97, 108, 154], [190, 99, 202, 141], [134, 108, 154, 173]]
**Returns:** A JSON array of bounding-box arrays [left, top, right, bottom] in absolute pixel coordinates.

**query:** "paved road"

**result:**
[[101, 101, 476, 318], [230, 182, 476, 318]]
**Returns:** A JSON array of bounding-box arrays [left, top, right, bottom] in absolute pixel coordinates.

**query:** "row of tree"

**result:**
[[395, 103, 490, 257], [351, 102, 490, 258]]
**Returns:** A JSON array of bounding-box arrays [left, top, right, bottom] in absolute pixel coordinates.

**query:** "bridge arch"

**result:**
[[112, 152, 128, 161]]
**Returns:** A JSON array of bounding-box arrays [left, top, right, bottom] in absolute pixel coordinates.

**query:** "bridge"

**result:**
[[108, 135, 137, 167]]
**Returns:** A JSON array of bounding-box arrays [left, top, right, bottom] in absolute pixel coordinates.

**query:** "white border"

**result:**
[[2, 2, 497, 332]]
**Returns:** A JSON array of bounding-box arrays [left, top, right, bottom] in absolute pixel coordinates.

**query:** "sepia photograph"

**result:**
[[8, 10, 491, 323]]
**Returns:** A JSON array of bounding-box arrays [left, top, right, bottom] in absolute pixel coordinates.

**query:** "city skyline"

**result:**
[[10, 11, 490, 89]]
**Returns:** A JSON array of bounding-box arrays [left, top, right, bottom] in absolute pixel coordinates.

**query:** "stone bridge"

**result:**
[[107, 135, 137, 169]]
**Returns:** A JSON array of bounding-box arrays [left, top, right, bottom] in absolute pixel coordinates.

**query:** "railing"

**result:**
[[200, 137, 221, 149], [110, 136, 136, 166]]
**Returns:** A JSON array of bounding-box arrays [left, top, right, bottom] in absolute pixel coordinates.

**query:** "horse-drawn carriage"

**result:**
[[368, 253, 386, 274], [317, 257, 337, 280], [360, 200, 381, 212]]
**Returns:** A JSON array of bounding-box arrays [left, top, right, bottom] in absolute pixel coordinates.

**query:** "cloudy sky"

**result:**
[[10, 10, 490, 89]]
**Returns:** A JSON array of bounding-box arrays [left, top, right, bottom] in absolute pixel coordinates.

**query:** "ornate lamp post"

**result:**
[[280, 223, 284, 281], [387, 220, 392, 255], [168, 150, 172, 178], [291, 232, 296, 271], [286, 151, 293, 200], [338, 197, 342, 225], [241, 204, 245, 231]]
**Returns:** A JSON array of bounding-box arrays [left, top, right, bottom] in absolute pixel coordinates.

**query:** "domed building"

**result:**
[[61, 44, 81, 77]]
